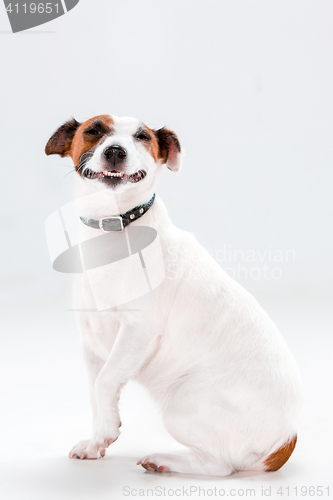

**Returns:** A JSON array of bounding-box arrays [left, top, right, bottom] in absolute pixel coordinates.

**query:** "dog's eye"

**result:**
[[135, 132, 151, 142], [84, 128, 100, 136]]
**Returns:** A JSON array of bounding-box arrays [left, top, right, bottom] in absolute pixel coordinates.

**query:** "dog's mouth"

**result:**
[[82, 168, 147, 184]]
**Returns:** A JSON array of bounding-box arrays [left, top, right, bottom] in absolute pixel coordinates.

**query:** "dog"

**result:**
[[45, 114, 302, 476]]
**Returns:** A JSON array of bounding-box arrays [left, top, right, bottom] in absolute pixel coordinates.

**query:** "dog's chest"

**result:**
[[73, 273, 122, 359], [78, 308, 121, 360]]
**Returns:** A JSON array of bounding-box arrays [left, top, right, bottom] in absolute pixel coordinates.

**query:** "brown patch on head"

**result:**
[[132, 124, 181, 169], [264, 435, 297, 472], [138, 125, 160, 162], [45, 115, 114, 169], [70, 115, 113, 168], [132, 125, 159, 162]]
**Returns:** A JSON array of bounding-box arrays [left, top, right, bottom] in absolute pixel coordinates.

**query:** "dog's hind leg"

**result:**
[[137, 390, 234, 476]]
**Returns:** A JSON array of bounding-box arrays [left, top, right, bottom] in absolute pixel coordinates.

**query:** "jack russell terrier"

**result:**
[[45, 114, 302, 476]]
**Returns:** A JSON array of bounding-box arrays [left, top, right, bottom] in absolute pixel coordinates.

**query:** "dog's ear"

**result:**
[[154, 128, 182, 173], [45, 119, 81, 157]]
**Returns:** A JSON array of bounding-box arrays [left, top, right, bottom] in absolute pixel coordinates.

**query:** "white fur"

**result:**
[[68, 116, 302, 475]]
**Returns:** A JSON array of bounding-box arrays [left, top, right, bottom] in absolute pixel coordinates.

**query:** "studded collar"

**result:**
[[79, 194, 156, 232]]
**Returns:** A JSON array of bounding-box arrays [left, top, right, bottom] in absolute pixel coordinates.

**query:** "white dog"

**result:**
[[45, 114, 302, 476]]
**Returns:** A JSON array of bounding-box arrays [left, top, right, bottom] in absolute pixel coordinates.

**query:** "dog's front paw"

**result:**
[[69, 439, 106, 460], [90, 421, 120, 453]]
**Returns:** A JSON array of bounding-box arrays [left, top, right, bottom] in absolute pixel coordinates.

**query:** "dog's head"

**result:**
[[45, 115, 182, 194]]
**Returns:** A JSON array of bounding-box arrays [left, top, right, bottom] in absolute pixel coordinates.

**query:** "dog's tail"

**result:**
[[264, 434, 297, 471], [251, 434, 297, 472]]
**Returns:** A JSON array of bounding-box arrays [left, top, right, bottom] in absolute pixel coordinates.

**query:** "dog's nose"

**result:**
[[103, 145, 127, 164]]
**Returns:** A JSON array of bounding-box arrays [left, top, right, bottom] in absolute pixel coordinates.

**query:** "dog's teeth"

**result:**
[[84, 168, 136, 180], [102, 171, 123, 177]]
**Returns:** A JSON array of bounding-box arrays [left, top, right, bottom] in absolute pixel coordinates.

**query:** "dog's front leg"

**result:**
[[89, 323, 152, 454], [69, 343, 107, 460]]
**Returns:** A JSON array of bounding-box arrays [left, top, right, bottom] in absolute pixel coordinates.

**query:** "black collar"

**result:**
[[79, 194, 155, 232]]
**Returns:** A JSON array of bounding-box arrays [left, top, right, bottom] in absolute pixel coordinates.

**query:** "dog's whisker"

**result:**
[[78, 153, 94, 170], [59, 169, 76, 184], [78, 162, 89, 172], [79, 155, 93, 163], [80, 151, 94, 160], [78, 158, 92, 173], [78, 164, 90, 175]]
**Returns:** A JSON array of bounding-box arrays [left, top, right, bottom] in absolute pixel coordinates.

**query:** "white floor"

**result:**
[[0, 291, 332, 500]]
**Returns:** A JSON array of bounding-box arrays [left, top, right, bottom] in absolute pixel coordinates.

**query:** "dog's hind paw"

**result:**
[[137, 457, 170, 473], [137, 452, 233, 476]]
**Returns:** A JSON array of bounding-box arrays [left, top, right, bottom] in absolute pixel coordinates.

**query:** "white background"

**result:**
[[0, 1, 332, 499]]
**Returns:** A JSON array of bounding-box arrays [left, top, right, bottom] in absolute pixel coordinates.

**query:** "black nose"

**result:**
[[103, 145, 127, 164]]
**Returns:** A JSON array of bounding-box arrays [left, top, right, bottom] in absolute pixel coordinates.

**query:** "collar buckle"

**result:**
[[99, 216, 124, 232]]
